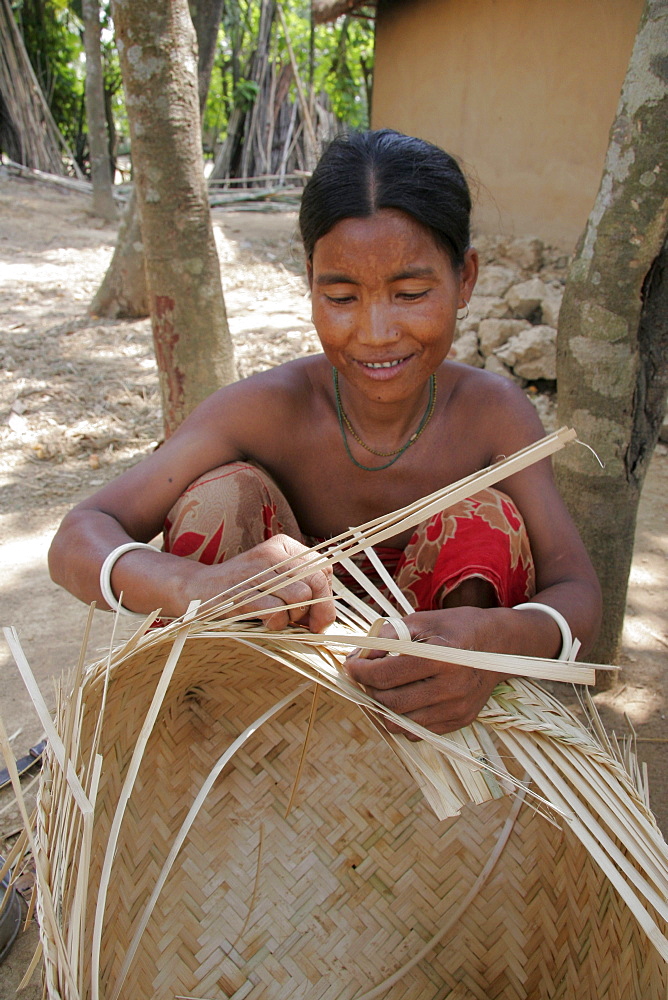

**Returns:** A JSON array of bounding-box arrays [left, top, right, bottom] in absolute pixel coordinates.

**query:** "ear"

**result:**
[[459, 247, 479, 305], [306, 258, 314, 292]]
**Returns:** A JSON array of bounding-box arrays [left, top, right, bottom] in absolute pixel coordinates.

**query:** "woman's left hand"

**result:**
[[344, 608, 507, 738]]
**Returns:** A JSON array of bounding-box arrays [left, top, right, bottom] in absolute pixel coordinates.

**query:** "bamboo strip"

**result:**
[[89, 606, 200, 1000], [108, 682, 312, 1000], [17, 940, 43, 991], [353, 785, 529, 1000], [285, 684, 321, 818], [3, 627, 92, 815], [338, 556, 403, 619], [0, 719, 81, 1000], [498, 730, 668, 961], [537, 742, 668, 904], [201, 626, 600, 684], [356, 540, 414, 616]]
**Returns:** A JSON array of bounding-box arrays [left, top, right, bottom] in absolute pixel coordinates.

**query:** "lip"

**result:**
[[353, 355, 413, 379]]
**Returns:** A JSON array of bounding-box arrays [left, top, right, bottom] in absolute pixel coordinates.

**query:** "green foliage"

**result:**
[[275, 4, 374, 129], [12, 0, 85, 150], [201, 1, 374, 150], [234, 78, 260, 110], [12, 1, 373, 165]]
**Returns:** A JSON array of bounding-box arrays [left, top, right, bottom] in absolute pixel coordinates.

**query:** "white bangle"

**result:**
[[99, 542, 155, 616], [513, 602, 581, 662]]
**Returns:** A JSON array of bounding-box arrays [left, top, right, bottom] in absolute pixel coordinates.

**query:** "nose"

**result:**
[[357, 302, 400, 345]]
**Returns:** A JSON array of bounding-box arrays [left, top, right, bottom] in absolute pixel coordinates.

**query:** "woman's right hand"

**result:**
[[100, 532, 334, 632], [185, 534, 335, 633]]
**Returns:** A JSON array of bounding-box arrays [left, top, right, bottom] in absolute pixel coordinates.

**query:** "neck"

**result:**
[[333, 370, 433, 438], [332, 367, 437, 470]]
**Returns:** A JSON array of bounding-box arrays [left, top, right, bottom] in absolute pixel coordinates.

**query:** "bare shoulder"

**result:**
[[173, 355, 327, 449], [69, 356, 329, 538], [203, 355, 323, 416], [443, 361, 546, 458]]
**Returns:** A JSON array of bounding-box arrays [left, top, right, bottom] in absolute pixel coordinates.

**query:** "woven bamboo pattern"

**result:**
[[2, 429, 667, 999]]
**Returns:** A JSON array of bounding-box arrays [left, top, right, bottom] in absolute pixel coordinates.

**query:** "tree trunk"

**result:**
[[82, 0, 116, 221], [211, 0, 276, 181], [555, 0, 668, 665], [90, 0, 225, 322], [111, 0, 236, 436], [189, 0, 225, 113], [89, 187, 148, 318]]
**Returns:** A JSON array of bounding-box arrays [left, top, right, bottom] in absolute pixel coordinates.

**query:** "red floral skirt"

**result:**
[[163, 462, 535, 612]]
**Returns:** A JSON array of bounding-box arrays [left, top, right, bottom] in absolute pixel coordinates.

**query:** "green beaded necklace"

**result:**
[[332, 367, 437, 472]]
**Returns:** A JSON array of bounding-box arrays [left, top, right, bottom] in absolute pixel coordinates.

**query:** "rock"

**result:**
[[478, 318, 532, 356], [660, 412, 668, 445], [469, 295, 510, 320], [456, 315, 480, 337], [540, 285, 564, 327], [449, 330, 483, 367], [495, 324, 557, 380], [505, 237, 544, 271], [505, 277, 552, 319], [483, 354, 522, 382], [471, 235, 544, 271], [474, 265, 519, 298], [528, 391, 557, 432]]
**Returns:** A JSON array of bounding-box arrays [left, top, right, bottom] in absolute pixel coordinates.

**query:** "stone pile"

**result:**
[[449, 235, 570, 390]]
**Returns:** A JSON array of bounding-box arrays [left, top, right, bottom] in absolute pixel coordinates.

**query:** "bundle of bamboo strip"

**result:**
[[2, 429, 667, 999]]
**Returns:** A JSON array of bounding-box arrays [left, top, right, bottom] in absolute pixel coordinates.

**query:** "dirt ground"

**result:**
[[0, 171, 666, 992]]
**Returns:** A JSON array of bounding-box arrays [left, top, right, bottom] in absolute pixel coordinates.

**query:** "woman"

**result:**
[[48, 130, 602, 736]]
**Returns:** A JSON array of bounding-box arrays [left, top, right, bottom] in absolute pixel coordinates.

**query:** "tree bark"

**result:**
[[555, 0, 668, 665], [211, 0, 276, 181], [189, 0, 225, 113], [90, 0, 226, 321], [82, 0, 116, 221], [89, 187, 148, 318], [111, 0, 236, 436]]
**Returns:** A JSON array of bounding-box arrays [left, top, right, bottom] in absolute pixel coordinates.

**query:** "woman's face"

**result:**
[[308, 208, 478, 403]]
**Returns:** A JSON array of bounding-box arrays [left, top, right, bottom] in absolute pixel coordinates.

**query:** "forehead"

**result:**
[[311, 208, 452, 275]]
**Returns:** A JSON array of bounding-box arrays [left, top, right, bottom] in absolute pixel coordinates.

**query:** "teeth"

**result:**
[[364, 358, 404, 369]]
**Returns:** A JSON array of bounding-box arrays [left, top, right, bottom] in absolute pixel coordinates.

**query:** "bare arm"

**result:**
[[48, 374, 335, 632], [346, 381, 602, 735]]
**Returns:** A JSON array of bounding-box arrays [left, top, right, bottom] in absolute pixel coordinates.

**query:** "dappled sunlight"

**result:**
[[623, 616, 668, 652], [594, 683, 663, 727], [1, 172, 667, 845], [0, 246, 113, 287], [630, 563, 663, 588], [0, 528, 53, 587]]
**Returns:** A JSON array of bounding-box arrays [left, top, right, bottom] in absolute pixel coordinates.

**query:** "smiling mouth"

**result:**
[[360, 357, 409, 369]]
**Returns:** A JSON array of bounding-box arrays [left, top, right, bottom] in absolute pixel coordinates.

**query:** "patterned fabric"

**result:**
[[163, 462, 302, 563], [163, 462, 535, 611], [395, 489, 535, 610]]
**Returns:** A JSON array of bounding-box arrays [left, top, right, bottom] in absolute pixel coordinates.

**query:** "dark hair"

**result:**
[[299, 129, 472, 268]]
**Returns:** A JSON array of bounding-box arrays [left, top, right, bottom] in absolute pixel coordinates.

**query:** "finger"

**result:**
[[346, 653, 437, 690], [228, 590, 291, 630], [263, 537, 335, 633], [267, 579, 312, 612], [382, 703, 479, 737], [365, 676, 445, 717], [296, 567, 335, 633]]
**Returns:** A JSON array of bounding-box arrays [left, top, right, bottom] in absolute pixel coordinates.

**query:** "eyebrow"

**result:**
[[315, 266, 438, 286], [315, 272, 358, 286]]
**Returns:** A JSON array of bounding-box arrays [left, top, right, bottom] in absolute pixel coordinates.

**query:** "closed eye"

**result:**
[[397, 290, 429, 301]]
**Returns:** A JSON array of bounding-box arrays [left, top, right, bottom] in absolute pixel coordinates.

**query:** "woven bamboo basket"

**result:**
[[2, 430, 667, 999]]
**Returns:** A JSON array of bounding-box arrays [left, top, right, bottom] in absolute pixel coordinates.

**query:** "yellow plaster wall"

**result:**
[[371, 0, 644, 249]]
